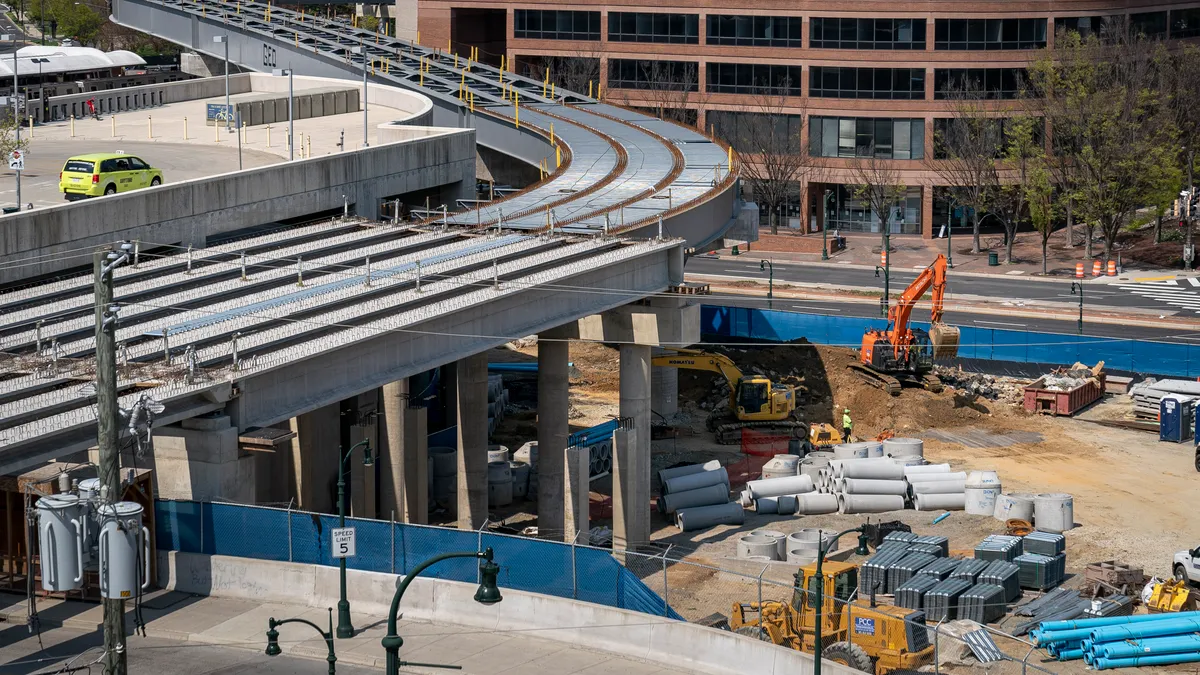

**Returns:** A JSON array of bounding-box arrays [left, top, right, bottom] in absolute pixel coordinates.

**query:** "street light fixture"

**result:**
[[355, 40, 368, 148], [335, 439, 374, 639], [821, 188, 832, 261], [380, 548, 502, 674], [265, 607, 338, 675], [811, 528, 871, 675], [213, 35, 231, 132], [1070, 280, 1084, 335], [759, 259, 773, 309], [272, 67, 294, 160]]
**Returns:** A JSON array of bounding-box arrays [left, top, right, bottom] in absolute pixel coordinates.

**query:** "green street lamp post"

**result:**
[[265, 607, 338, 675], [821, 189, 833, 261], [1071, 281, 1084, 335], [380, 547, 503, 675], [336, 439, 374, 639], [812, 528, 872, 675], [759, 259, 774, 309]]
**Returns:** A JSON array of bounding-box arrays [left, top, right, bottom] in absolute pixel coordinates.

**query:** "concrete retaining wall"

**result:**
[[1, 74, 455, 284], [158, 550, 853, 675]]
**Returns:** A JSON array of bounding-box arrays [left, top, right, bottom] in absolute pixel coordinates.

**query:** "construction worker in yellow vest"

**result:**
[[842, 408, 853, 442]]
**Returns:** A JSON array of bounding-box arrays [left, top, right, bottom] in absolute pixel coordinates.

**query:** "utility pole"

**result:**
[[1071, 280, 1084, 335], [95, 246, 129, 675]]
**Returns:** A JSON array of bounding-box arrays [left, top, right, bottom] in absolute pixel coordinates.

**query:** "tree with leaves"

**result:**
[[991, 115, 1043, 264], [1029, 29, 1180, 265], [1025, 146, 1058, 275], [1163, 45, 1200, 265]]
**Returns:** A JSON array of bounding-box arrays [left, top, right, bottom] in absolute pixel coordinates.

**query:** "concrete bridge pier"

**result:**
[[651, 348, 679, 418], [536, 329, 569, 539], [286, 403, 341, 513], [380, 378, 429, 524], [456, 352, 489, 530], [616, 345, 652, 549]]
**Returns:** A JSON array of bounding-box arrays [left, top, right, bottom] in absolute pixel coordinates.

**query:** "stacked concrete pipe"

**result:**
[[675, 502, 744, 531]]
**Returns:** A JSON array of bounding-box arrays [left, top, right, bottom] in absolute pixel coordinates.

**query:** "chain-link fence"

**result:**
[[157, 500, 1059, 673]]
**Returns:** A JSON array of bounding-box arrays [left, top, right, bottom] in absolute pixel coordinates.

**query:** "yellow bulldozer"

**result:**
[[729, 560, 935, 674]]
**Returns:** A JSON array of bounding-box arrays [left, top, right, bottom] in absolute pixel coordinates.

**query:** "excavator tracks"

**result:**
[[708, 416, 810, 445], [848, 364, 945, 397]]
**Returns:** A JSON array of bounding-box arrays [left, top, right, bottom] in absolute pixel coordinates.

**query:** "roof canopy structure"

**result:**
[[0, 46, 145, 77]]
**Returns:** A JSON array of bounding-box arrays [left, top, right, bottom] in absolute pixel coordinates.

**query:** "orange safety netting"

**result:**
[[727, 429, 792, 487]]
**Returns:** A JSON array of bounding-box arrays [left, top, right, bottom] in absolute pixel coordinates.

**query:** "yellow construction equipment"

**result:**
[[809, 423, 844, 449], [853, 254, 960, 395], [1147, 579, 1196, 613], [729, 560, 934, 674], [651, 348, 806, 444]]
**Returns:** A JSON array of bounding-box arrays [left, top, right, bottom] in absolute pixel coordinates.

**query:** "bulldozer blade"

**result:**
[[931, 323, 961, 360]]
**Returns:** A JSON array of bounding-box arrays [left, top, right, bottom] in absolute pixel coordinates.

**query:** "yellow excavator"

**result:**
[[651, 348, 807, 444], [730, 560, 935, 674]]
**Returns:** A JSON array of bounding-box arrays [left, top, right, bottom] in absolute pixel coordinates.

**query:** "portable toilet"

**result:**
[[1160, 394, 1195, 443]]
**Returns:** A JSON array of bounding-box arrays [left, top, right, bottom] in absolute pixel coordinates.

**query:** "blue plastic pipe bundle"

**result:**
[[1031, 612, 1200, 668], [487, 362, 573, 372]]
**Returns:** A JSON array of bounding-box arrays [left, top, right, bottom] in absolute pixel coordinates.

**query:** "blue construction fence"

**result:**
[[702, 304, 1198, 378], [154, 500, 680, 620]]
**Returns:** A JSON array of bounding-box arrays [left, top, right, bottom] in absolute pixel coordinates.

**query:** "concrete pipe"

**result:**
[[839, 460, 905, 481], [429, 446, 457, 477], [909, 480, 967, 495], [794, 493, 840, 515], [751, 528, 788, 559], [737, 534, 780, 560], [658, 460, 721, 489], [509, 461, 531, 500], [842, 478, 909, 496], [776, 495, 798, 516], [903, 463, 952, 476], [739, 489, 753, 507], [664, 466, 730, 494], [833, 442, 882, 459], [513, 441, 538, 470], [487, 444, 510, 463], [786, 528, 836, 557], [965, 470, 1002, 516], [746, 474, 815, 499], [892, 456, 928, 468], [656, 483, 730, 515], [755, 497, 779, 514], [487, 462, 514, 507], [1034, 493, 1075, 533], [993, 492, 1036, 522], [761, 454, 802, 480], [883, 437, 924, 458], [906, 471, 967, 483], [787, 548, 817, 564], [675, 502, 745, 532], [837, 493, 905, 514], [914, 492, 967, 511]]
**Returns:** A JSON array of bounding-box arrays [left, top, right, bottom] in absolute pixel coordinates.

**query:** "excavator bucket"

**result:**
[[930, 323, 960, 360]]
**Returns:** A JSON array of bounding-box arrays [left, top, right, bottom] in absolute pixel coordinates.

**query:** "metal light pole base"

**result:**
[[336, 600, 355, 639]]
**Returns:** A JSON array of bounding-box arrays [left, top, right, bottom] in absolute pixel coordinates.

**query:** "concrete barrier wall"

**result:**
[[158, 550, 853, 675], [1, 74, 452, 283]]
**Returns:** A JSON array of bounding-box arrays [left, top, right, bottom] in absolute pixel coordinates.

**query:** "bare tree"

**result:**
[[1163, 45, 1200, 265], [1030, 27, 1181, 264], [716, 87, 818, 235], [851, 148, 908, 241], [616, 60, 704, 126], [928, 82, 1003, 254], [519, 50, 602, 100]]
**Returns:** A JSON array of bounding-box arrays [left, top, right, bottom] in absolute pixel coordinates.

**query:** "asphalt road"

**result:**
[[0, 624, 377, 675], [0, 139, 279, 210], [687, 255, 1179, 316]]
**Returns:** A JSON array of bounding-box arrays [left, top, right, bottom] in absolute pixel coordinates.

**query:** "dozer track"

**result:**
[[707, 415, 809, 445], [848, 363, 902, 396]]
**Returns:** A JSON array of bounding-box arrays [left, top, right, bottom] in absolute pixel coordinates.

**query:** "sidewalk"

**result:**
[[728, 229, 1198, 283], [0, 592, 694, 675]]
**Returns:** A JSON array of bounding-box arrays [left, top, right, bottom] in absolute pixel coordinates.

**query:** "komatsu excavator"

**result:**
[[651, 348, 807, 444], [851, 254, 960, 395]]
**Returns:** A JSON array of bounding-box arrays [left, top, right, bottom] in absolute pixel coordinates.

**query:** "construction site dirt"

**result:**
[[476, 338, 1196, 663]]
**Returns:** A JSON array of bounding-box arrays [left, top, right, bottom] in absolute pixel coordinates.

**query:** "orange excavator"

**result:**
[[850, 254, 960, 396]]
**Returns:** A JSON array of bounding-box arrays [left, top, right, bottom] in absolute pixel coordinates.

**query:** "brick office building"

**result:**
[[417, 2, 1200, 238]]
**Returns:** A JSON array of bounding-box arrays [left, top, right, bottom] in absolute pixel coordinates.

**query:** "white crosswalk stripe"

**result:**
[[1117, 281, 1200, 313]]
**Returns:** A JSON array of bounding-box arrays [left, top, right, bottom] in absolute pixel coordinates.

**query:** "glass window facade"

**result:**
[[608, 13, 699, 44], [707, 63, 802, 96], [707, 15, 803, 47], [827, 184, 923, 234], [1054, 15, 1117, 39], [513, 10, 600, 41], [608, 59, 700, 91], [934, 68, 1027, 99], [708, 110, 804, 155], [810, 18, 926, 50], [932, 117, 1045, 160], [1131, 11, 1168, 38], [934, 18, 1047, 50], [809, 67, 925, 100], [809, 117, 925, 160], [1172, 8, 1200, 38]]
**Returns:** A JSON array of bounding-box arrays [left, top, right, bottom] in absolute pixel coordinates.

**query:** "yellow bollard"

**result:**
[[454, 53, 458, 68], [469, 91, 475, 113], [459, 70, 465, 99], [544, 67, 549, 83], [295, 31, 299, 47], [549, 123, 554, 145], [551, 83, 555, 99], [514, 92, 519, 129], [419, 65, 424, 87], [589, 80, 593, 98], [598, 82, 603, 100], [183, 116, 188, 140], [266, 124, 272, 147], [555, 144, 561, 169], [236, 0, 239, 12], [70, 114, 75, 137], [727, 146, 733, 172], [147, 114, 152, 139], [447, 38, 451, 52], [111, 115, 116, 138], [416, 31, 420, 45]]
